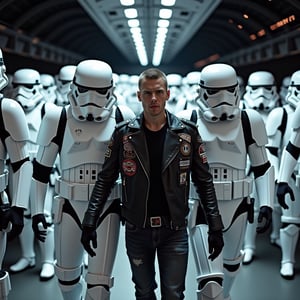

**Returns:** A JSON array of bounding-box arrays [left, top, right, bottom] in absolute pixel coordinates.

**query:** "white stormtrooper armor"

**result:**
[[55, 65, 76, 106], [9, 68, 55, 281], [31, 59, 135, 300], [177, 63, 274, 300], [183, 71, 201, 110], [0, 49, 32, 300], [279, 76, 291, 106], [242, 70, 280, 264], [165, 73, 187, 114], [275, 70, 300, 279], [243, 71, 279, 113], [40, 74, 57, 103]]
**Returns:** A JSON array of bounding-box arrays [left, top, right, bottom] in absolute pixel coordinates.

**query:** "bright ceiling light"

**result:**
[[120, 0, 135, 5], [128, 19, 140, 27], [159, 8, 172, 19], [124, 8, 138, 18], [161, 0, 176, 6], [158, 19, 170, 28]]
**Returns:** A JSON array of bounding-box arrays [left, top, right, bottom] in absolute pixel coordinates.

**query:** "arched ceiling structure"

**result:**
[[0, 0, 299, 74]]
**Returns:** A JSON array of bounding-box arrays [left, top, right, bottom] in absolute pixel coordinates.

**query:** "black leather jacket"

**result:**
[[83, 111, 223, 232]]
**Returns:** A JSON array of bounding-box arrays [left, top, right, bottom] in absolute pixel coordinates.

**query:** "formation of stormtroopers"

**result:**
[[1, 44, 299, 300]]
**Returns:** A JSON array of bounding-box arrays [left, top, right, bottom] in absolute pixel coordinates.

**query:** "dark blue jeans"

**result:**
[[125, 222, 188, 300]]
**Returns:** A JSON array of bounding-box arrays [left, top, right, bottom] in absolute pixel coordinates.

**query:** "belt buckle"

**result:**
[[150, 216, 161, 227]]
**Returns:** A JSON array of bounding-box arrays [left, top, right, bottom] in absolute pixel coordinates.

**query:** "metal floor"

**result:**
[[3, 225, 300, 300]]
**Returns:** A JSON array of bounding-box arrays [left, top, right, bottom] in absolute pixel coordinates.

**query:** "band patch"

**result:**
[[122, 159, 137, 176], [180, 159, 190, 169], [198, 144, 207, 163], [180, 172, 187, 185], [180, 142, 191, 156], [123, 141, 136, 159], [178, 133, 191, 143]]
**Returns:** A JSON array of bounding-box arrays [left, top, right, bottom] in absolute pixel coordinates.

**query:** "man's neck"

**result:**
[[144, 113, 167, 131]]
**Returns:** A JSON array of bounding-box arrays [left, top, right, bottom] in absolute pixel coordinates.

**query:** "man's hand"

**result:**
[[208, 230, 224, 261], [277, 182, 295, 209], [32, 214, 48, 242], [256, 206, 272, 233], [81, 226, 97, 257]]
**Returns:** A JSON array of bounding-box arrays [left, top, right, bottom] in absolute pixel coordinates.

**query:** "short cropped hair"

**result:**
[[138, 68, 168, 90]]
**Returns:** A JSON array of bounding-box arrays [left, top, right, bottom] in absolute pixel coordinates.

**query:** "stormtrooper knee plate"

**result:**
[[223, 251, 244, 299], [55, 263, 84, 300]]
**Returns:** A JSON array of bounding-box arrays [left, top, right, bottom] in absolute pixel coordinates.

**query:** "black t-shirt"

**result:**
[[144, 123, 170, 217]]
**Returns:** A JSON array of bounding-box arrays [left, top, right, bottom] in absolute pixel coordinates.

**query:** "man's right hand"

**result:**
[[81, 226, 97, 257]]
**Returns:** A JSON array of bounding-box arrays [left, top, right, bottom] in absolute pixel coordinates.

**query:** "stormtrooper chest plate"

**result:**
[[60, 116, 115, 170], [197, 118, 247, 170]]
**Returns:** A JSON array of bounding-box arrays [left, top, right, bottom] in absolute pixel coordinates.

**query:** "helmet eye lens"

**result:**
[[206, 88, 219, 95], [13, 83, 35, 89], [76, 83, 111, 95]]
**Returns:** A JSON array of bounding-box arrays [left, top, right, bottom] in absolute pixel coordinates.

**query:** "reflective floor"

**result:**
[[3, 225, 300, 300]]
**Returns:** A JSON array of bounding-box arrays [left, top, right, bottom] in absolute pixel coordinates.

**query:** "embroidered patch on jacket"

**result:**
[[178, 133, 191, 143], [179, 159, 190, 169], [198, 143, 208, 163], [123, 141, 136, 159], [180, 142, 191, 156], [122, 159, 137, 176], [180, 172, 187, 185]]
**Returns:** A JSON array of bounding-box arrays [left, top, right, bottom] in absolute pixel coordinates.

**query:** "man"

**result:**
[[81, 68, 224, 300]]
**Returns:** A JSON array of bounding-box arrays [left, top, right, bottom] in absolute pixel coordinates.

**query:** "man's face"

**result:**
[[137, 78, 170, 117]]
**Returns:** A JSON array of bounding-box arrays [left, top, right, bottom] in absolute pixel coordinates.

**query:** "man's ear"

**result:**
[[137, 91, 141, 102], [166, 89, 170, 100]]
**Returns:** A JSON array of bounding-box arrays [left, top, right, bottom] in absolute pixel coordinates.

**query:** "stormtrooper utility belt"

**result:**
[[55, 178, 121, 201]]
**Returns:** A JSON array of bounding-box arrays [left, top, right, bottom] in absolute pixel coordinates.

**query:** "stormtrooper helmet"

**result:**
[[40, 74, 56, 103], [243, 71, 279, 112], [68, 59, 116, 122], [285, 70, 300, 109], [0, 49, 8, 91], [11, 68, 43, 112], [55, 65, 76, 106], [197, 63, 240, 122]]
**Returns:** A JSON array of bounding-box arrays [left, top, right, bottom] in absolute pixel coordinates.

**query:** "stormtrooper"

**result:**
[[0, 49, 32, 299], [54, 65, 76, 106], [165, 73, 187, 114], [275, 70, 300, 279], [8, 68, 55, 280], [183, 71, 201, 110], [30, 59, 135, 300], [242, 70, 280, 264], [40, 73, 57, 104], [177, 63, 274, 300]]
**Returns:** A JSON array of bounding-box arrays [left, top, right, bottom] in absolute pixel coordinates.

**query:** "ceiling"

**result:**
[[0, 0, 299, 75]]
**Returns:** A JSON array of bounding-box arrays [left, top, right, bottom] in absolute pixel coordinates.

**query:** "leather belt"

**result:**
[[145, 216, 186, 230]]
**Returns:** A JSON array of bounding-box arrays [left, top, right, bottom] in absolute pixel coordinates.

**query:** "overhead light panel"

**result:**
[[128, 19, 139, 27], [159, 9, 173, 19], [124, 8, 138, 18], [120, 0, 135, 6], [161, 0, 176, 6]]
